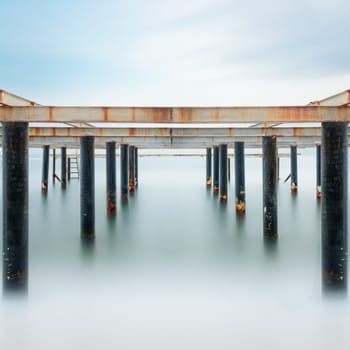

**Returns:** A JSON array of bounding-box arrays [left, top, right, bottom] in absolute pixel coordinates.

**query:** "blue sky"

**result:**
[[1, 0, 350, 105]]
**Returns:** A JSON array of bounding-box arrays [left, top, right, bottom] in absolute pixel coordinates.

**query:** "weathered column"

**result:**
[[316, 143, 321, 198], [219, 144, 228, 201], [213, 146, 219, 193], [135, 147, 139, 188], [129, 145, 135, 192], [41, 145, 49, 192], [262, 136, 277, 240], [322, 122, 348, 292], [61, 147, 67, 188], [290, 144, 298, 192], [68, 157, 71, 180], [80, 136, 95, 240], [3, 122, 28, 293], [120, 144, 129, 201], [234, 142, 246, 215], [106, 142, 116, 215], [228, 157, 231, 182], [52, 148, 56, 183], [206, 148, 212, 188]]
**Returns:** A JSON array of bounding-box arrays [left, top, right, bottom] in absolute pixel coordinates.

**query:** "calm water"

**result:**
[[0, 148, 350, 349]]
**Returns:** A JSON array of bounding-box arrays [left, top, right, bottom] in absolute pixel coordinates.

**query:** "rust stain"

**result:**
[[215, 108, 219, 122], [178, 108, 192, 123], [49, 107, 53, 121], [132, 108, 136, 122], [102, 107, 108, 122], [129, 128, 136, 136], [51, 128, 56, 137], [0, 90, 3, 104]]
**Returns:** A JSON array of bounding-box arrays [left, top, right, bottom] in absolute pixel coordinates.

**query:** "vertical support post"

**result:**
[[68, 158, 71, 180], [129, 145, 135, 192], [206, 147, 212, 188], [219, 144, 228, 202], [234, 142, 246, 215], [135, 147, 139, 188], [52, 148, 56, 183], [80, 136, 95, 240], [120, 144, 129, 201], [263, 136, 277, 240], [213, 146, 219, 193], [3, 122, 28, 293], [61, 147, 67, 188], [41, 145, 49, 192], [290, 144, 298, 192], [106, 142, 116, 215], [322, 122, 348, 292], [228, 157, 231, 182], [316, 143, 321, 198]]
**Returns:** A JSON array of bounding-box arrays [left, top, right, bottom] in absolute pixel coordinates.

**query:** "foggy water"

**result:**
[[1, 148, 350, 349]]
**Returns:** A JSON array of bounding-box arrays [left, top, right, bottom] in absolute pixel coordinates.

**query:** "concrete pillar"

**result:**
[[61, 147, 67, 188], [41, 145, 49, 192], [316, 143, 321, 198], [120, 144, 129, 201], [106, 142, 116, 215], [263, 136, 277, 240], [322, 122, 348, 292], [80, 136, 95, 240], [129, 145, 135, 192], [290, 144, 298, 192], [206, 147, 212, 188], [219, 144, 228, 202], [135, 147, 139, 188], [234, 142, 246, 215], [52, 148, 56, 183], [3, 122, 29, 293], [213, 146, 219, 193]]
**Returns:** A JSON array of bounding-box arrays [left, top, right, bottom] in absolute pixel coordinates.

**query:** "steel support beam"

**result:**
[[262, 136, 278, 240], [80, 136, 95, 240], [106, 142, 116, 215], [322, 122, 348, 293], [2, 122, 29, 293], [206, 147, 212, 188], [41, 145, 49, 192], [234, 142, 246, 214], [1, 106, 350, 123], [213, 146, 219, 193]]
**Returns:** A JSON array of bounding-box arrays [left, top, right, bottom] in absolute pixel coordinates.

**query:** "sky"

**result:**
[[1, 0, 350, 106]]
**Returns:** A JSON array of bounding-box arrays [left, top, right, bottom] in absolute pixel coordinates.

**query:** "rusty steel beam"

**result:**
[[0, 106, 349, 123], [0, 90, 39, 107], [1, 126, 348, 138], [309, 90, 350, 106], [21, 135, 329, 148]]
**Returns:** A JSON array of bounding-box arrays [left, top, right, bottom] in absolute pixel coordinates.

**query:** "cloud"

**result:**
[[1, 0, 349, 104]]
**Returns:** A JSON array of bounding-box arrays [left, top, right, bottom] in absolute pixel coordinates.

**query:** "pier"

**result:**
[[0, 88, 349, 293]]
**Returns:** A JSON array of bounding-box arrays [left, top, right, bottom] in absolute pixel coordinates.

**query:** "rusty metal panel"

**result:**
[[0, 106, 349, 123]]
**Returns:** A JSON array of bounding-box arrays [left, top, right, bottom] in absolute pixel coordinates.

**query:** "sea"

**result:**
[[0, 147, 349, 349]]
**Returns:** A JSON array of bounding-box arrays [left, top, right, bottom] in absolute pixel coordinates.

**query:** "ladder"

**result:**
[[68, 152, 80, 179]]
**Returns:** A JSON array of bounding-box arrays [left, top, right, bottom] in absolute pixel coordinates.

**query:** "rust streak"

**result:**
[[129, 128, 136, 136], [103, 107, 108, 122], [0, 90, 3, 104], [49, 107, 53, 121], [132, 108, 136, 122]]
